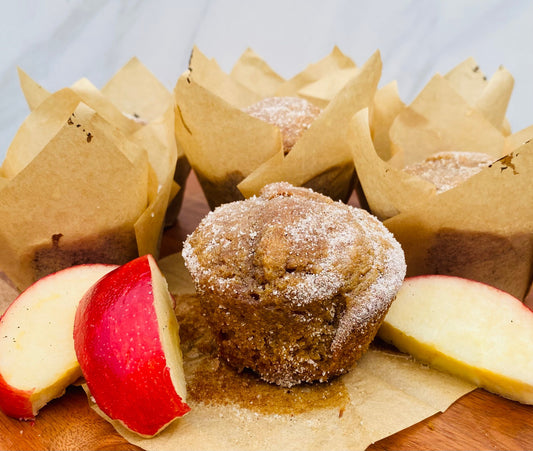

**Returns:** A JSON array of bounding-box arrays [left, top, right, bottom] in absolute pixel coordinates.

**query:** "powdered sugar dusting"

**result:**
[[404, 151, 493, 193], [332, 207, 406, 351], [243, 97, 321, 153], [183, 181, 405, 336], [182, 182, 406, 386]]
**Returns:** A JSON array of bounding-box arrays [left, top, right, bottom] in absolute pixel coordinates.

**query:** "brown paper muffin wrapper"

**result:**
[[174, 47, 383, 210], [350, 58, 533, 300], [18, 57, 187, 226], [229, 47, 286, 98], [85, 253, 474, 451], [0, 59, 180, 290], [99, 57, 190, 226], [384, 143, 533, 301], [388, 58, 513, 168]]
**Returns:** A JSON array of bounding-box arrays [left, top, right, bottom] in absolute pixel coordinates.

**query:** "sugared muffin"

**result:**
[[183, 182, 406, 387], [404, 151, 493, 193], [243, 97, 322, 154]]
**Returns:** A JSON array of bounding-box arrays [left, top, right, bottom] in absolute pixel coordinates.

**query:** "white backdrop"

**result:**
[[2, 0, 533, 161]]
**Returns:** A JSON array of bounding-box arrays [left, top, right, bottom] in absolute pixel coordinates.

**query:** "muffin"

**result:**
[[404, 151, 493, 193], [243, 97, 322, 154], [183, 182, 406, 387]]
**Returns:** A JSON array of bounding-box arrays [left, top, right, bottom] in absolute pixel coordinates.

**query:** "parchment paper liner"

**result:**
[[17, 58, 185, 225], [388, 58, 513, 168], [0, 59, 179, 290], [0, 98, 148, 290], [100, 57, 189, 226], [229, 47, 285, 98], [350, 58, 533, 300], [84, 253, 474, 451], [272, 46, 357, 98], [230, 46, 357, 101], [174, 47, 382, 210], [384, 142, 533, 301]]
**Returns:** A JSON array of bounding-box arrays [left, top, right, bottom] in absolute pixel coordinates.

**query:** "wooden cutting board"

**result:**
[[0, 173, 532, 451]]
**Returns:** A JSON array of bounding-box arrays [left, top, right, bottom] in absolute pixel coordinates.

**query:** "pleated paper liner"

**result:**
[[0, 59, 181, 290], [17, 58, 186, 225], [350, 58, 532, 300], [384, 144, 533, 301], [99, 57, 190, 226], [175, 47, 388, 210]]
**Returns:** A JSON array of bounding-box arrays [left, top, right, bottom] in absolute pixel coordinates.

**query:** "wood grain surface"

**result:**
[[0, 173, 532, 451]]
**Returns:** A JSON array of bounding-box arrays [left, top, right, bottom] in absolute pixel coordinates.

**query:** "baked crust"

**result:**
[[183, 182, 406, 386]]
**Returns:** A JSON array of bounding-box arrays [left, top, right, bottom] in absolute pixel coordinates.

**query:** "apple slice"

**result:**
[[378, 275, 533, 404], [0, 264, 117, 420], [73, 254, 190, 437]]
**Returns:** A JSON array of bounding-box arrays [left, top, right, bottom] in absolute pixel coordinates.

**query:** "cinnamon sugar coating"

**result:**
[[243, 97, 321, 153], [183, 182, 406, 387], [404, 151, 493, 193]]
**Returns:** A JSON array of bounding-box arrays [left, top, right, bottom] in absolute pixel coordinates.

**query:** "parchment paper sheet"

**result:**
[[91, 253, 474, 451]]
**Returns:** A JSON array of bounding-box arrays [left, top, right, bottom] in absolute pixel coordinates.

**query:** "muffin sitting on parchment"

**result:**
[[183, 182, 406, 387]]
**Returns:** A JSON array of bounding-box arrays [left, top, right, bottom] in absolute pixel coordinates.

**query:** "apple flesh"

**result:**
[[0, 264, 117, 419], [379, 275, 533, 404], [74, 254, 190, 437]]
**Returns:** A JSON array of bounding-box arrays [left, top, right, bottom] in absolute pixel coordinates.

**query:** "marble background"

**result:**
[[2, 0, 533, 162]]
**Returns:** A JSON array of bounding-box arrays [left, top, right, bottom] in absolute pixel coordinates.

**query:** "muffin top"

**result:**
[[243, 97, 321, 153], [404, 151, 493, 193], [183, 182, 406, 347]]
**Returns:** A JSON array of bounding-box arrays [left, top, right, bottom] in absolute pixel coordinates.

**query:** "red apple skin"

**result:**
[[0, 373, 33, 420], [74, 255, 190, 436]]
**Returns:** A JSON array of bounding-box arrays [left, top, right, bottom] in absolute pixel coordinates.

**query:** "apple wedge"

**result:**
[[73, 254, 190, 437], [379, 275, 533, 404], [0, 264, 117, 420]]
